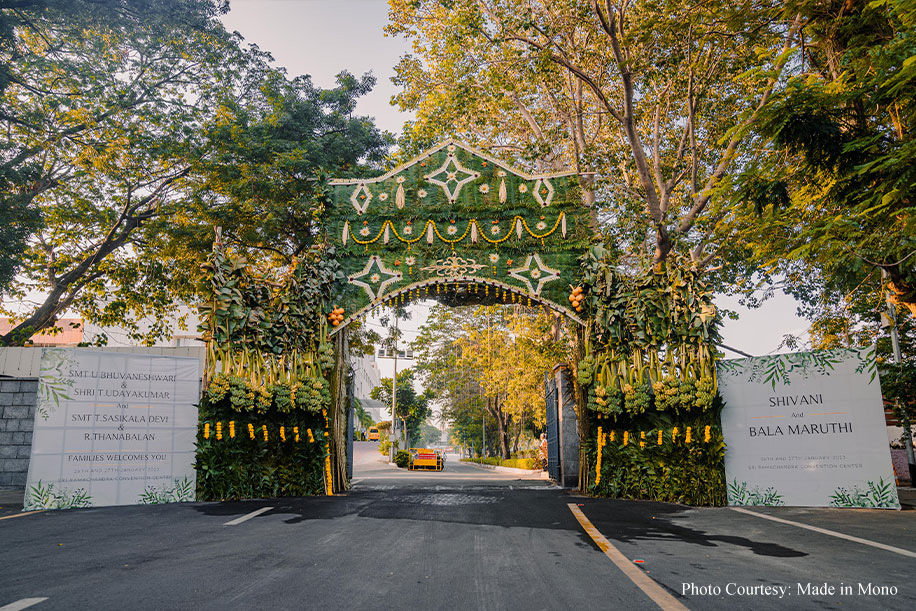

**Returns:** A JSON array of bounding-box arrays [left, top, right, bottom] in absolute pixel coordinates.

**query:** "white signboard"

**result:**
[[718, 347, 899, 509], [24, 348, 200, 510]]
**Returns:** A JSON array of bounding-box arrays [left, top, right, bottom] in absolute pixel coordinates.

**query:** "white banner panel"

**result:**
[[24, 348, 200, 510], [718, 347, 899, 508]]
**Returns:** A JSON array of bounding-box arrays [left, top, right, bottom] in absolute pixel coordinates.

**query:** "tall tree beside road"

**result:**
[[725, 0, 916, 329], [0, 0, 390, 345], [370, 369, 433, 447], [0, 0, 238, 344], [387, 0, 800, 266], [413, 304, 571, 458]]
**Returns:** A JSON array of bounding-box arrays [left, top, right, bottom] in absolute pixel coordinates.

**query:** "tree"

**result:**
[[370, 368, 432, 446], [413, 303, 572, 459], [725, 0, 916, 334], [0, 0, 390, 345], [418, 421, 442, 447], [0, 1, 229, 295], [353, 396, 375, 431], [387, 0, 801, 267]]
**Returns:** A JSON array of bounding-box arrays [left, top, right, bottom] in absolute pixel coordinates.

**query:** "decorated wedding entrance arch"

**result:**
[[196, 140, 726, 503], [325, 140, 592, 328]]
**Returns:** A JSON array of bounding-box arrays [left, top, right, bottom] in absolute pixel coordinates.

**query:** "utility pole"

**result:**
[[883, 270, 915, 483], [482, 402, 486, 459], [484, 307, 490, 459], [390, 311, 398, 464]]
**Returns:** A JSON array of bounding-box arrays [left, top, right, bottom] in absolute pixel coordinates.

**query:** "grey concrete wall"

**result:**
[[555, 365, 579, 488], [0, 378, 38, 489]]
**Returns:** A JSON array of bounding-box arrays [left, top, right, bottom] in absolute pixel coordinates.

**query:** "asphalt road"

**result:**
[[0, 441, 912, 611]]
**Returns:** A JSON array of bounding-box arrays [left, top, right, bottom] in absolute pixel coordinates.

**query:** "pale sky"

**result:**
[[221, 0, 412, 134]]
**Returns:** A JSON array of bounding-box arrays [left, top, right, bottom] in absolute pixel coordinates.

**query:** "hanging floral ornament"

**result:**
[[561, 213, 567, 238], [497, 170, 507, 203], [342, 221, 349, 246], [395, 176, 406, 209], [383, 223, 390, 244], [515, 218, 523, 239], [427, 223, 434, 244], [470, 221, 478, 243]]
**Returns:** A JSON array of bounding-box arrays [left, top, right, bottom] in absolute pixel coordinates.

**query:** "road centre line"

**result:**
[[729, 507, 916, 558], [567, 504, 689, 611], [0, 511, 44, 522], [0, 598, 49, 611], [223, 506, 272, 526]]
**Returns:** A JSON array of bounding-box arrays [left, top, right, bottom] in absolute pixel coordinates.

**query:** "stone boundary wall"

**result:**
[[0, 378, 38, 489]]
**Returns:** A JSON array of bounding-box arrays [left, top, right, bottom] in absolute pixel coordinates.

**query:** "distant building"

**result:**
[[351, 351, 385, 424], [0, 318, 84, 346]]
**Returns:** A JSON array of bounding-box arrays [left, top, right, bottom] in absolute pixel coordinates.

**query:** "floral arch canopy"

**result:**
[[326, 140, 592, 332]]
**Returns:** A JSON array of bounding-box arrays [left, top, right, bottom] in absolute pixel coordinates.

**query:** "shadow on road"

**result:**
[[576, 498, 808, 558]]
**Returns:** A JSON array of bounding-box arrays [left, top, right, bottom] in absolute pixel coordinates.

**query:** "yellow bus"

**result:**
[[367, 426, 380, 441]]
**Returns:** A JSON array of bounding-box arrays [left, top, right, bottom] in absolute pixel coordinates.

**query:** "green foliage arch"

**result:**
[[325, 140, 593, 329]]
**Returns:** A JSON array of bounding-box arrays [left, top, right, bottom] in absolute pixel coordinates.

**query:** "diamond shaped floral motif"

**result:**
[[424, 153, 479, 201], [508, 253, 561, 295], [348, 256, 402, 300]]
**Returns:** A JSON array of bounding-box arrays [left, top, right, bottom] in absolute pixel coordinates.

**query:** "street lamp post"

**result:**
[[390, 313, 398, 464]]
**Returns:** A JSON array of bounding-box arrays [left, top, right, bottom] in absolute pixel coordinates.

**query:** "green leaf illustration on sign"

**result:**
[[37, 347, 75, 420], [718, 347, 875, 390], [829, 479, 899, 509], [137, 477, 196, 504], [727, 479, 785, 506], [24, 480, 93, 510]]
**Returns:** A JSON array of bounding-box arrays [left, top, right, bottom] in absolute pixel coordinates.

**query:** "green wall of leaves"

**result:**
[[195, 386, 328, 500], [325, 142, 592, 317]]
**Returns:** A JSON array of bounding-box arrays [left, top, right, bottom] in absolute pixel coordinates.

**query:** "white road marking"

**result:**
[[730, 507, 916, 559], [0, 598, 49, 611], [568, 504, 689, 611], [223, 506, 272, 526]]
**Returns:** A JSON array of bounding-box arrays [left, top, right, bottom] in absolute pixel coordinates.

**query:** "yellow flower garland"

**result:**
[[346, 212, 566, 247], [595, 426, 604, 486]]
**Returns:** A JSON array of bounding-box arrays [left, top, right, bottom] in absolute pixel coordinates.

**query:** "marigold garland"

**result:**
[[595, 426, 604, 486], [344, 213, 567, 247], [204, 423, 210, 439], [216, 421, 222, 441], [597, 425, 716, 449]]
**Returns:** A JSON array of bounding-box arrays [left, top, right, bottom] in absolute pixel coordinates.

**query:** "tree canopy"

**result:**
[[0, 0, 390, 345], [412, 303, 572, 458]]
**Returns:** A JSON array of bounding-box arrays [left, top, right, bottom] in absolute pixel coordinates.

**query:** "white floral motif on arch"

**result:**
[[531, 178, 554, 207], [508, 254, 561, 295], [348, 256, 402, 300], [424, 153, 480, 201], [350, 183, 373, 214], [420, 256, 487, 277]]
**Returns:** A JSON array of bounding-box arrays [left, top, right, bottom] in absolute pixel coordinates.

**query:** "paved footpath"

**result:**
[[0, 445, 912, 611]]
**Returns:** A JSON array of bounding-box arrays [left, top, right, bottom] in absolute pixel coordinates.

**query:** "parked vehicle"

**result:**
[[408, 448, 444, 471], [367, 426, 380, 441]]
